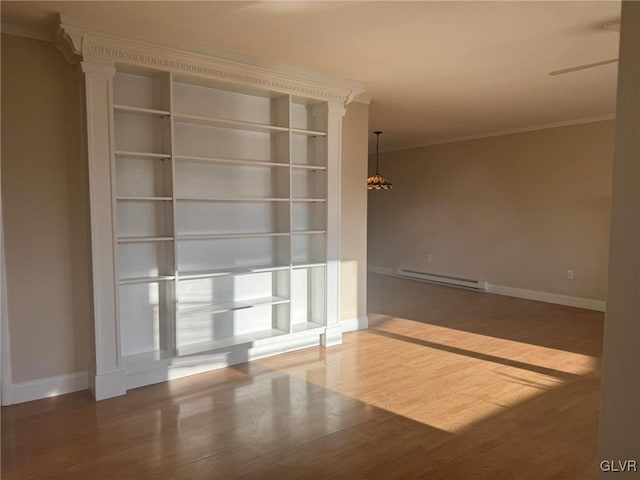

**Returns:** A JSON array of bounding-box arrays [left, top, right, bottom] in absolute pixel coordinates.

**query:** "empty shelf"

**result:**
[[174, 113, 289, 133], [115, 150, 171, 159], [291, 128, 327, 137], [178, 232, 288, 240], [119, 275, 175, 285], [179, 296, 290, 318], [114, 104, 170, 116], [174, 154, 288, 168], [292, 262, 326, 269], [176, 197, 289, 202], [118, 236, 174, 243], [292, 230, 326, 235], [291, 164, 327, 170], [117, 196, 173, 202], [179, 265, 290, 280]]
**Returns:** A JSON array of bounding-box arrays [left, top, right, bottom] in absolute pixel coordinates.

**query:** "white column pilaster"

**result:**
[[81, 61, 127, 400], [321, 101, 347, 347]]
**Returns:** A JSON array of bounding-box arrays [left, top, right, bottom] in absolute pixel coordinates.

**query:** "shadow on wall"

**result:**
[[1, 34, 92, 382]]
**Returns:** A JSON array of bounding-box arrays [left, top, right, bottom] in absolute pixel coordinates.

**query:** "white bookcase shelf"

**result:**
[[179, 295, 290, 318], [115, 151, 171, 160], [179, 264, 290, 280], [114, 104, 170, 116], [117, 196, 173, 201], [176, 197, 289, 202], [291, 128, 327, 137], [174, 154, 289, 168], [174, 113, 290, 133], [178, 232, 289, 240], [291, 164, 327, 171], [119, 275, 176, 285], [62, 18, 364, 399], [292, 262, 327, 269], [117, 236, 174, 243]]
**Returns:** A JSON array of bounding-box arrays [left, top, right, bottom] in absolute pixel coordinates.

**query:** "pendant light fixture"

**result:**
[[367, 131, 393, 190]]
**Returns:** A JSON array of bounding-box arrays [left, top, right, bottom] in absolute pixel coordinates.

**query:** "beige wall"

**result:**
[[341, 101, 369, 323], [598, 1, 640, 473], [1, 34, 91, 382], [368, 120, 615, 300]]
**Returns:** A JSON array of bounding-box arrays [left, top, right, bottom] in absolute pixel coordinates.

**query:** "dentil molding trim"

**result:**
[[55, 15, 365, 106]]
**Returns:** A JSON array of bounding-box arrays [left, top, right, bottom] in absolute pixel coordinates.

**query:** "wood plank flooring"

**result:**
[[1, 273, 604, 479]]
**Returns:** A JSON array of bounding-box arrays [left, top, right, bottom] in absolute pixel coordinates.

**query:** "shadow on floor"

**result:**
[[367, 272, 604, 357]]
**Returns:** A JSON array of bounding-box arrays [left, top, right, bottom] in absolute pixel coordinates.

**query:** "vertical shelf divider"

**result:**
[[287, 95, 294, 334], [167, 72, 179, 357], [272, 93, 292, 335]]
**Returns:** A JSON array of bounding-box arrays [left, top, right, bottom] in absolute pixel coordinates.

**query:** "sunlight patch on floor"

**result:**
[[370, 313, 599, 376], [257, 315, 597, 433]]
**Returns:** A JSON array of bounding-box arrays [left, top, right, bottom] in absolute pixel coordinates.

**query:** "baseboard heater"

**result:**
[[397, 269, 488, 291]]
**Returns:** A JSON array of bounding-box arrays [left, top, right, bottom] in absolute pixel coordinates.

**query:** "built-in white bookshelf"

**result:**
[[112, 69, 333, 366], [63, 17, 363, 399]]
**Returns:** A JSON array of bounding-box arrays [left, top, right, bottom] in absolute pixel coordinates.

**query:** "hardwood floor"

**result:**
[[1, 273, 604, 479]]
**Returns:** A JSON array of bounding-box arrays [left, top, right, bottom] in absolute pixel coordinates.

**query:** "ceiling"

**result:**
[[1, 1, 621, 152]]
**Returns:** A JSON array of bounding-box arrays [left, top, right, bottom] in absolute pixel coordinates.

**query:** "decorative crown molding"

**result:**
[[55, 15, 365, 106], [55, 26, 82, 64]]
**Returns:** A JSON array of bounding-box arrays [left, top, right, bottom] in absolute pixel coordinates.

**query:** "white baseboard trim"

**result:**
[[6, 330, 345, 403], [341, 316, 369, 332], [94, 369, 127, 401], [368, 264, 606, 312], [321, 324, 344, 347], [9, 371, 89, 405], [367, 265, 396, 276], [486, 284, 606, 312]]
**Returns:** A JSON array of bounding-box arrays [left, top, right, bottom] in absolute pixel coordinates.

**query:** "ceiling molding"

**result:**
[[381, 114, 617, 153], [57, 14, 365, 105], [1, 22, 52, 42]]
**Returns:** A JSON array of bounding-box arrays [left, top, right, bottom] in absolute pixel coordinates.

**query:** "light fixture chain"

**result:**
[[376, 131, 380, 174]]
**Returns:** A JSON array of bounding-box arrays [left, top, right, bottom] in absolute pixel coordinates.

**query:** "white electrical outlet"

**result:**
[[427, 254, 432, 263], [567, 270, 574, 280]]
